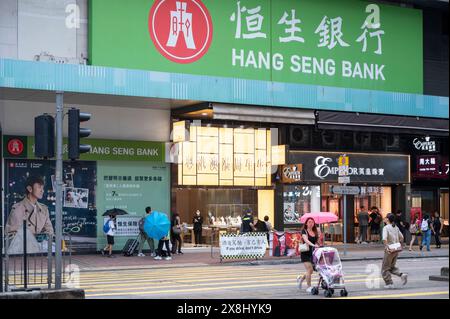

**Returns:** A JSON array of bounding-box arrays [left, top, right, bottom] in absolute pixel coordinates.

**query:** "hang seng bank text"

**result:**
[[232, 49, 386, 81]]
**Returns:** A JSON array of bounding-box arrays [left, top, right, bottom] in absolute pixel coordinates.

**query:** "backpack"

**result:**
[[103, 219, 111, 234], [138, 217, 145, 232], [420, 219, 429, 232]]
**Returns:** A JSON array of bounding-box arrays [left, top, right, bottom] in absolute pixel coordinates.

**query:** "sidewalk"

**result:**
[[71, 243, 449, 272]]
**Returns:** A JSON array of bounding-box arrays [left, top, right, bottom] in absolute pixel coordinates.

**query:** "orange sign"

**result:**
[[281, 164, 303, 183]]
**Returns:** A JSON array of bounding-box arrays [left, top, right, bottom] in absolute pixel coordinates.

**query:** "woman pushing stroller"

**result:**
[[297, 217, 322, 293]]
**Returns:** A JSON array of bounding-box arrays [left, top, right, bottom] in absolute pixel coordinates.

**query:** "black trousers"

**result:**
[[194, 229, 202, 245], [435, 232, 442, 247], [157, 239, 171, 257], [171, 233, 182, 253]]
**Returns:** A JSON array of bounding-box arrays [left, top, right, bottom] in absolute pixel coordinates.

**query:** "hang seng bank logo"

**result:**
[[149, 0, 213, 64]]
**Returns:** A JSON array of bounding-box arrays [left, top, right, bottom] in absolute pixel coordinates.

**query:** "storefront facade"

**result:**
[[275, 150, 410, 242], [0, 0, 448, 251]]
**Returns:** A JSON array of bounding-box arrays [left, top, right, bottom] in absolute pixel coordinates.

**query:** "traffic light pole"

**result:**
[[55, 92, 64, 289]]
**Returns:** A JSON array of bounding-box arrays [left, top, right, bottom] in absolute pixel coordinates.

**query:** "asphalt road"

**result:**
[[74, 257, 448, 299]]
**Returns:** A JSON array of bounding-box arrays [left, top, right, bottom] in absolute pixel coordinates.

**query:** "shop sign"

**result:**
[[329, 185, 361, 195], [289, 151, 410, 183], [281, 164, 303, 183], [91, 0, 423, 94], [415, 155, 448, 179], [220, 233, 267, 260], [413, 136, 437, 153], [417, 155, 439, 175], [3, 136, 165, 162]]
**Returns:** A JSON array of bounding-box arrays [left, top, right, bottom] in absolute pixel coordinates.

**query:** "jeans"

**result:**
[[359, 225, 368, 242], [421, 230, 431, 251], [138, 232, 154, 254]]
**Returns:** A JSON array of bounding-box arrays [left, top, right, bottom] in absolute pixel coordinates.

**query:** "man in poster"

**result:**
[[6, 176, 54, 236]]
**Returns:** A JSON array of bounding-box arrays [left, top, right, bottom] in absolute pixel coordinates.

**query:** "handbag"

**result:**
[[409, 223, 418, 234], [299, 243, 309, 253], [172, 225, 181, 235]]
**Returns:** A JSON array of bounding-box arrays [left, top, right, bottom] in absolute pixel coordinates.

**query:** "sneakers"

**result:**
[[137, 253, 146, 257], [296, 275, 305, 290], [384, 284, 395, 289], [154, 256, 162, 260], [401, 274, 408, 286], [150, 252, 156, 257], [165, 256, 172, 261], [306, 287, 313, 293], [107, 254, 116, 258]]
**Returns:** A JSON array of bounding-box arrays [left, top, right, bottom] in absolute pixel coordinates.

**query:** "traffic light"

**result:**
[[35, 114, 55, 158], [68, 108, 91, 160]]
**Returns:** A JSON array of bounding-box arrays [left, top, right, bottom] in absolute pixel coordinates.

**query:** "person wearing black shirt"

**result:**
[[193, 210, 203, 247], [432, 211, 443, 249], [241, 208, 256, 233]]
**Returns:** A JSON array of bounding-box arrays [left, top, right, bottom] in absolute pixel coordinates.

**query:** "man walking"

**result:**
[[357, 205, 369, 244], [137, 206, 155, 257], [102, 215, 116, 258]]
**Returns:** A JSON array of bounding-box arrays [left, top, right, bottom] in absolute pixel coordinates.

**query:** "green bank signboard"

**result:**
[[3, 136, 165, 162], [90, 0, 423, 94]]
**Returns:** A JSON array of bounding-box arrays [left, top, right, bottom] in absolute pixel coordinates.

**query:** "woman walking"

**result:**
[[408, 213, 421, 251], [297, 217, 321, 293], [420, 214, 432, 252], [170, 213, 183, 254], [382, 213, 408, 289]]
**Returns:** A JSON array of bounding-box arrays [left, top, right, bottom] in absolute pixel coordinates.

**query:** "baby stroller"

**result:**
[[310, 247, 348, 298]]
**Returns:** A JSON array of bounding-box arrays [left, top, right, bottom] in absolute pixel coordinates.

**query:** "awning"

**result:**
[[317, 111, 449, 136], [212, 103, 315, 125]]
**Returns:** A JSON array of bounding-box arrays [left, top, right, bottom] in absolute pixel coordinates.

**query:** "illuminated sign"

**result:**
[[177, 126, 274, 186]]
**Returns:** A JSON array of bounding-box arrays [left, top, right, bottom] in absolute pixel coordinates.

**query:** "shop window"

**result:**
[[440, 189, 449, 222], [283, 185, 320, 224]]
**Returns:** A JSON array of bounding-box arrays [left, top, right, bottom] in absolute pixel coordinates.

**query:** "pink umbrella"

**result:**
[[300, 212, 338, 225]]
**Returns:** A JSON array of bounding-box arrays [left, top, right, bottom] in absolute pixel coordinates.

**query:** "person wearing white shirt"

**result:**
[[102, 215, 116, 258]]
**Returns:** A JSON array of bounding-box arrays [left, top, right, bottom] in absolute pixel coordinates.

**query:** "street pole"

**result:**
[[55, 92, 64, 289], [343, 194, 347, 257]]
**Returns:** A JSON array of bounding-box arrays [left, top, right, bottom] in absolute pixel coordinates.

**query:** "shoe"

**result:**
[[194, 245, 197, 247], [178, 251, 183, 255], [101, 250, 106, 256], [150, 252, 156, 257], [165, 256, 172, 261], [401, 274, 408, 286], [107, 255, 116, 258], [306, 287, 313, 293], [408, 248, 412, 251], [384, 284, 395, 289], [419, 246, 423, 251], [154, 256, 162, 260], [137, 253, 146, 257], [296, 275, 305, 290]]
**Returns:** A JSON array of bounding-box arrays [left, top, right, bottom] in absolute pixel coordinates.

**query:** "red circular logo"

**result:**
[[149, 0, 213, 64], [8, 139, 24, 155]]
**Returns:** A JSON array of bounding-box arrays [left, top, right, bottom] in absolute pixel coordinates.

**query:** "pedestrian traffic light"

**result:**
[[34, 114, 55, 158], [68, 108, 91, 160]]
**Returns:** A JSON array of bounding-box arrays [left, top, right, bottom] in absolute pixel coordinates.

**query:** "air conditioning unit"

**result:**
[[354, 132, 371, 150], [322, 130, 339, 149], [371, 134, 387, 151], [340, 131, 354, 150], [289, 126, 311, 148], [386, 134, 400, 151]]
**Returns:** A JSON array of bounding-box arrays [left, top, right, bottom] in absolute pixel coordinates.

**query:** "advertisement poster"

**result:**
[[270, 231, 303, 257], [4, 159, 97, 251], [283, 202, 299, 224], [96, 161, 170, 249]]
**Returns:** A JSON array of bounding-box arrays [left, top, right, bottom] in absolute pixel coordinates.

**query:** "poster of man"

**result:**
[[6, 175, 54, 236], [64, 187, 89, 209], [4, 159, 97, 251]]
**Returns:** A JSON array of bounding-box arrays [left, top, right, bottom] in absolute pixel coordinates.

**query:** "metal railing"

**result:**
[[1, 222, 72, 292]]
